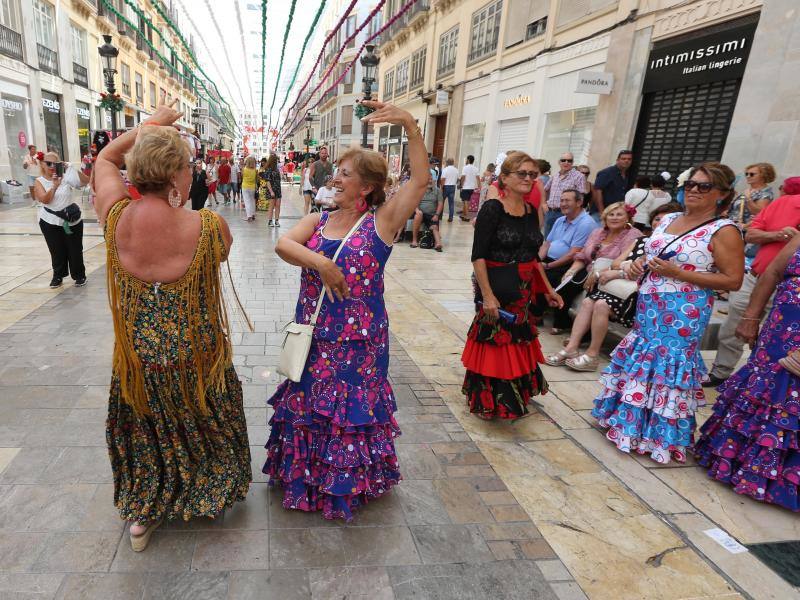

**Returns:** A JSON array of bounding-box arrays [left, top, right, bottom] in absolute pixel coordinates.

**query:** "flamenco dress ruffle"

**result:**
[[263, 338, 401, 522], [694, 303, 800, 511], [462, 260, 548, 420], [592, 291, 713, 464]]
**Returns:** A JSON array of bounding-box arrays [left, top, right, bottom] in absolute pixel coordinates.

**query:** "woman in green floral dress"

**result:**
[[92, 97, 251, 551]]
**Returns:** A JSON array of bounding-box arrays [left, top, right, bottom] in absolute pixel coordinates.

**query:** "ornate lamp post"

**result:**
[[359, 44, 379, 147], [98, 34, 119, 138], [304, 111, 314, 158]]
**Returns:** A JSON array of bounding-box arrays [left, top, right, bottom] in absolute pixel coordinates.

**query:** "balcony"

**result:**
[[387, 0, 429, 39], [0, 24, 23, 61], [73, 63, 89, 88], [37, 44, 59, 76]]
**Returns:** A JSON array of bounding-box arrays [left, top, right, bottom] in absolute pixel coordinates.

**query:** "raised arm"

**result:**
[[93, 96, 181, 224], [364, 101, 428, 238]]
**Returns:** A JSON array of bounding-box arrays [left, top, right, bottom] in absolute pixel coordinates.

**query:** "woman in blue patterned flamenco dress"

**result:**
[[263, 101, 429, 520], [695, 233, 800, 511], [592, 163, 744, 464]]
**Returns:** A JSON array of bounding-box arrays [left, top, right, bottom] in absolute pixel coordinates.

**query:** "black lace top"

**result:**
[[471, 199, 543, 263]]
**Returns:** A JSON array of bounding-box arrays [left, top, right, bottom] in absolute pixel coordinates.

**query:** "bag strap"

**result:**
[[633, 190, 650, 209], [640, 215, 720, 282], [308, 212, 368, 326]]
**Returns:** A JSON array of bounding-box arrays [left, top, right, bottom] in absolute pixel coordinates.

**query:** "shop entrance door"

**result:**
[[432, 114, 447, 162], [497, 118, 529, 156], [632, 79, 741, 189]]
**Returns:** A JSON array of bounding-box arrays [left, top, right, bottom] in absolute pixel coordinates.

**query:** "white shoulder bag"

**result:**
[[277, 213, 368, 382]]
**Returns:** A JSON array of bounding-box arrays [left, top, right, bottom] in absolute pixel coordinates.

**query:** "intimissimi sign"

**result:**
[[642, 21, 757, 93]]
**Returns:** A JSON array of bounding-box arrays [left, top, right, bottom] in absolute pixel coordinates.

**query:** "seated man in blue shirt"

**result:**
[[538, 188, 598, 333]]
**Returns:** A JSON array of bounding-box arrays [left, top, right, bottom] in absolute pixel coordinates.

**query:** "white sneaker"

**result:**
[[274, 220, 280, 228], [268, 219, 274, 227]]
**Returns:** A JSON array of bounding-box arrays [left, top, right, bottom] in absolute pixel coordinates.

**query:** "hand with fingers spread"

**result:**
[[318, 258, 351, 302], [360, 100, 416, 129], [146, 93, 182, 127]]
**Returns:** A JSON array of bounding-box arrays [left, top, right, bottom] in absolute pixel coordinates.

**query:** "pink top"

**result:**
[[575, 226, 641, 266]]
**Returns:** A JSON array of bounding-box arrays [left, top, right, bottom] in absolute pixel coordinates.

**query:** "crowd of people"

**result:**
[[24, 90, 800, 556]]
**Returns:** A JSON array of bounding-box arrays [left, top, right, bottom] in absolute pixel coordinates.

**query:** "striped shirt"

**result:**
[[544, 168, 587, 210]]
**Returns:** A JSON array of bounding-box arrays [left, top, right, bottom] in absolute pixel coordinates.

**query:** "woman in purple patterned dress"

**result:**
[[263, 101, 428, 520], [694, 234, 800, 511]]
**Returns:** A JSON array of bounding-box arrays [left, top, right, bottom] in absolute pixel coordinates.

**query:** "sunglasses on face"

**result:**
[[745, 171, 759, 177], [44, 161, 57, 167], [684, 180, 720, 193], [514, 170, 538, 180], [559, 158, 573, 163]]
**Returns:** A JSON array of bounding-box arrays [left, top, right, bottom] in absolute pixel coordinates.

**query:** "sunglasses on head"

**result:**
[[684, 180, 723, 193], [514, 170, 538, 180]]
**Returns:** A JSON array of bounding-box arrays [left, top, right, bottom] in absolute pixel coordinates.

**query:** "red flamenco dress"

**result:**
[[462, 199, 549, 419]]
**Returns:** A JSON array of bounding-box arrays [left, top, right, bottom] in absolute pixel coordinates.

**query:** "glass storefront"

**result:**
[[2, 92, 33, 183], [541, 107, 596, 166], [76, 101, 91, 158], [461, 123, 485, 169], [41, 91, 64, 158]]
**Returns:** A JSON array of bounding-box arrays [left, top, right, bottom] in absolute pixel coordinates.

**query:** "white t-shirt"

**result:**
[[36, 167, 84, 226], [461, 164, 480, 190], [625, 188, 672, 225], [441, 165, 459, 186], [315, 186, 336, 208]]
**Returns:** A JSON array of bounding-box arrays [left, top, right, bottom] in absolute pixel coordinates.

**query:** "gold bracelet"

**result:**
[[405, 123, 423, 139]]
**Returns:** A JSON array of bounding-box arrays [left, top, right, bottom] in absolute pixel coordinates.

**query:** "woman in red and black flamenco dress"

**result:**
[[462, 152, 563, 419]]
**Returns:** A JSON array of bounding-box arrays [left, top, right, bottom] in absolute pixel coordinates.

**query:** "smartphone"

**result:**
[[54, 162, 65, 178]]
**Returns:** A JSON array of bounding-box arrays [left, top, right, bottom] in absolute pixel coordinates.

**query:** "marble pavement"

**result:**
[[0, 187, 796, 599]]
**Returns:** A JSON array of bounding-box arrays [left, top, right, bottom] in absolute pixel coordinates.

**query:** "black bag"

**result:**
[[44, 202, 81, 223], [419, 229, 435, 249]]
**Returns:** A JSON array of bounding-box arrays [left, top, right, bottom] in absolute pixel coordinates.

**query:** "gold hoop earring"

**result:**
[[168, 186, 182, 208]]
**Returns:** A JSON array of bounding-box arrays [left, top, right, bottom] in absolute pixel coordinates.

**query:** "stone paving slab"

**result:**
[[0, 198, 578, 599]]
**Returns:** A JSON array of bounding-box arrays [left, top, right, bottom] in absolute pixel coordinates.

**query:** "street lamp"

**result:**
[[305, 111, 314, 158], [359, 44, 379, 147], [98, 34, 119, 139]]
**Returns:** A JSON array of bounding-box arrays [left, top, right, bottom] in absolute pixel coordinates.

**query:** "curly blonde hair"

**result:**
[[125, 127, 189, 194]]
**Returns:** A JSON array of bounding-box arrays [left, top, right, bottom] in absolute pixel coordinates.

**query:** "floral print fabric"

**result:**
[[263, 211, 401, 521], [694, 247, 800, 511], [591, 213, 733, 463]]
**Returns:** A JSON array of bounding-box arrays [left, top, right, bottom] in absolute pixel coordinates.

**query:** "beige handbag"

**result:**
[[277, 213, 368, 382]]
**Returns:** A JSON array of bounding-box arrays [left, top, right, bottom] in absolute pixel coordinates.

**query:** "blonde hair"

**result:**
[[125, 127, 189, 194], [601, 201, 631, 228], [244, 156, 256, 169], [39, 151, 60, 176], [337, 148, 388, 208], [745, 162, 776, 184], [498, 152, 537, 190]]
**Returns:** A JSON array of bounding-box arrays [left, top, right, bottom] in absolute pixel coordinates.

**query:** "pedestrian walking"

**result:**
[[91, 98, 251, 551], [592, 162, 744, 464], [440, 158, 459, 222], [241, 156, 258, 221], [23, 144, 39, 204], [217, 157, 231, 204], [206, 157, 219, 206], [694, 232, 800, 512], [309, 146, 333, 197], [461, 152, 563, 420], [33, 152, 90, 288], [265, 154, 283, 228], [229, 157, 241, 203], [264, 100, 429, 521], [458, 155, 480, 221], [301, 157, 314, 214], [189, 160, 209, 211], [705, 190, 800, 387]]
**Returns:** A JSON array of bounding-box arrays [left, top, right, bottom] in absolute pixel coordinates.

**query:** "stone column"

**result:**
[[722, 0, 800, 181]]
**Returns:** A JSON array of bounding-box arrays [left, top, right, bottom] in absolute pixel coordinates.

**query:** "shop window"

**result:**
[[2, 92, 33, 183], [383, 69, 394, 101], [468, 0, 502, 65], [526, 16, 546, 40], [409, 47, 426, 91], [437, 26, 458, 78], [395, 59, 409, 96], [540, 107, 597, 166], [461, 123, 486, 170]]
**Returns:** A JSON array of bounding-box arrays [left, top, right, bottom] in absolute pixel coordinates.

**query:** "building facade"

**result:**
[[0, 0, 228, 189], [375, 0, 796, 186]]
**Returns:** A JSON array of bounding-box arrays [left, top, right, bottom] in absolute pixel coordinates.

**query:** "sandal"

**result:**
[[550, 328, 564, 336], [130, 519, 162, 552], [434, 246, 443, 252], [410, 243, 419, 248], [544, 349, 578, 366], [565, 353, 599, 372]]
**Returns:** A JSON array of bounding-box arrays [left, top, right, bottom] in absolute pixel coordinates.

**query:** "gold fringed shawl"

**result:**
[[105, 200, 234, 416]]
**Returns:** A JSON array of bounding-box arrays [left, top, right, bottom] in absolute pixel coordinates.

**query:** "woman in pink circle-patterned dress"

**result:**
[[263, 101, 429, 520], [592, 163, 744, 464]]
